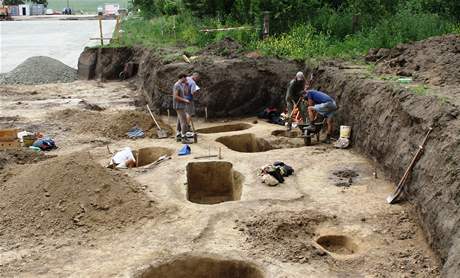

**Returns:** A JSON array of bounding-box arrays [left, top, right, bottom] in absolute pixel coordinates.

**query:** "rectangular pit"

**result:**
[[186, 161, 242, 205]]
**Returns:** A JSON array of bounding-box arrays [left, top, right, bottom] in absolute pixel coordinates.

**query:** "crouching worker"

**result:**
[[173, 73, 191, 143], [303, 90, 337, 143], [285, 71, 308, 130]]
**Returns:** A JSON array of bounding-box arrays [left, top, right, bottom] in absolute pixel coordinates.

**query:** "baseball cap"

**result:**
[[296, 71, 305, 81]]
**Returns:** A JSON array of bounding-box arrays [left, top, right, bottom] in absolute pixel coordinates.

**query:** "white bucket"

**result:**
[[340, 125, 351, 139]]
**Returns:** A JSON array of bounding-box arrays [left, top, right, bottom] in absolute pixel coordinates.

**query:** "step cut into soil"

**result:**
[[196, 123, 252, 134], [216, 133, 273, 153], [186, 161, 243, 204], [137, 255, 264, 278]]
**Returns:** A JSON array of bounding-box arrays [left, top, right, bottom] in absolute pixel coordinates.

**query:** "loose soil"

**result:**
[[48, 108, 173, 139], [0, 153, 159, 246], [236, 210, 333, 264], [367, 34, 460, 86]]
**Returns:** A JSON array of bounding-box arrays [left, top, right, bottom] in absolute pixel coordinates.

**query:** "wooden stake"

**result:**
[[167, 109, 170, 124], [98, 16, 104, 46], [205, 107, 208, 122], [218, 147, 222, 160]]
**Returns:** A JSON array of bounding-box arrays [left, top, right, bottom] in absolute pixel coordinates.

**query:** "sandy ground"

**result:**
[[0, 81, 441, 277], [0, 19, 116, 73]]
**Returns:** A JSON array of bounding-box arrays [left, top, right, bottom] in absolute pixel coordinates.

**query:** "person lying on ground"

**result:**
[[185, 72, 201, 129], [286, 71, 308, 130], [303, 89, 337, 143], [173, 73, 191, 143]]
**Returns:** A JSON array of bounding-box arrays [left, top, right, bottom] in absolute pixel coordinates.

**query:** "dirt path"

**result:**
[[0, 81, 440, 277]]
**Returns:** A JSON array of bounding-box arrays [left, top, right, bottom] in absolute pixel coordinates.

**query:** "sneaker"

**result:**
[[322, 135, 331, 144], [176, 134, 182, 142]]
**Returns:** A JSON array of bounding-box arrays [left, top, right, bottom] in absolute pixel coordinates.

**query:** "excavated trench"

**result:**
[[137, 255, 264, 278], [186, 161, 243, 204], [133, 147, 173, 167], [216, 133, 274, 153], [196, 123, 252, 134], [79, 45, 459, 275]]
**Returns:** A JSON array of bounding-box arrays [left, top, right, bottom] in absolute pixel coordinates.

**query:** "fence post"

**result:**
[[98, 15, 104, 46], [263, 11, 270, 39]]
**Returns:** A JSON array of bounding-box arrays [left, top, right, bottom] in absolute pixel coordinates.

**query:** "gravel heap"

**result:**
[[0, 56, 77, 85]]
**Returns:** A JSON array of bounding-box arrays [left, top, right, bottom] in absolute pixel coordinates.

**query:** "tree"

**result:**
[[4, 0, 25, 5], [31, 0, 48, 6]]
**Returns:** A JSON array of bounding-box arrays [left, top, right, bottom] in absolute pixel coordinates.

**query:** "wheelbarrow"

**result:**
[[298, 118, 326, 146]]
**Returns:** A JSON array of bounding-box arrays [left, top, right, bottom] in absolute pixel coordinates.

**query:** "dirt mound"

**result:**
[[0, 152, 157, 243], [199, 37, 243, 58], [49, 109, 172, 139], [236, 210, 332, 263], [0, 149, 53, 171], [367, 35, 460, 86], [0, 56, 77, 85]]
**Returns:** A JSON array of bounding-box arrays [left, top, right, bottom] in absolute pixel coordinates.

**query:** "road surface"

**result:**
[[0, 19, 116, 73]]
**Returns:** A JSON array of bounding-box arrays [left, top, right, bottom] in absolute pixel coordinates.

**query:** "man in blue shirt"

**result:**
[[303, 90, 337, 143]]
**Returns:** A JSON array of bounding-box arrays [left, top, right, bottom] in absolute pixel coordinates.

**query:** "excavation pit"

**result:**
[[316, 235, 359, 255], [137, 255, 264, 278], [133, 147, 173, 167], [271, 129, 301, 138], [186, 161, 243, 204], [216, 133, 273, 153], [196, 123, 252, 134]]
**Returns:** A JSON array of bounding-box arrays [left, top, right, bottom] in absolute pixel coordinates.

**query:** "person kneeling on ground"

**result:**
[[173, 73, 191, 143], [185, 72, 201, 129], [285, 71, 308, 130], [303, 90, 337, 143]]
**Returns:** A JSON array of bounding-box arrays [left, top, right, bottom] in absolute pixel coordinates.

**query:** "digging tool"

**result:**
[[189, 117, 198, 143], [146, 105, 168, 139], [386, 127, 433, 204]]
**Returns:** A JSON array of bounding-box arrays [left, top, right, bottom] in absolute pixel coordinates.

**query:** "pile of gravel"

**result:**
[[0, 56, 77, 85]]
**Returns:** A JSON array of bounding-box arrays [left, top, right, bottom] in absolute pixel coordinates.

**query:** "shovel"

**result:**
[[146, 105, 168, 139], [386, 127, 432, 204], [189, 117, 198, 143]]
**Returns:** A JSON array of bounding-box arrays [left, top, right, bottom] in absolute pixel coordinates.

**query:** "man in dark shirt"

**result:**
[[304, 90, 337, 143], [285, 71, 307, 130], [173, 73, 191, 143]]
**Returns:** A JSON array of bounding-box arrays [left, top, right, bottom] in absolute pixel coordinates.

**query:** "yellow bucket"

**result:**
[[340, 126, 351, 139]]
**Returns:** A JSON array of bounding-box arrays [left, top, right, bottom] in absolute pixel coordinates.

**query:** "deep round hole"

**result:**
[[186, 161, 243, 204], [196, 123, 252, 134], [216, 133, 273, 153], [133, 147, 173, 167], [271, 130, 301, 138], [137, 255, 264, 278], [316, 235, 359, 255]]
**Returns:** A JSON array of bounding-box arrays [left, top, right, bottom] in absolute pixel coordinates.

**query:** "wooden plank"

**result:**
[[0, 128, 18, 141]]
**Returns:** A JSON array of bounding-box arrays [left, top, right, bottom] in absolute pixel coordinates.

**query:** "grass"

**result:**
[[112, 5, 459, 63], [409, 84, 429, 96], [47, 0, 129, 13], [113, 14, 257, 49]]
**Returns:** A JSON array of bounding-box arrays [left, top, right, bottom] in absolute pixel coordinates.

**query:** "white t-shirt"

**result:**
[[186, 77, 200, 94], [111, 147, 135, 168]]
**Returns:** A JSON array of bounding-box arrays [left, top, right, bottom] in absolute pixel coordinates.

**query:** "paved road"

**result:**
[[0, 19, 116, 73]]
